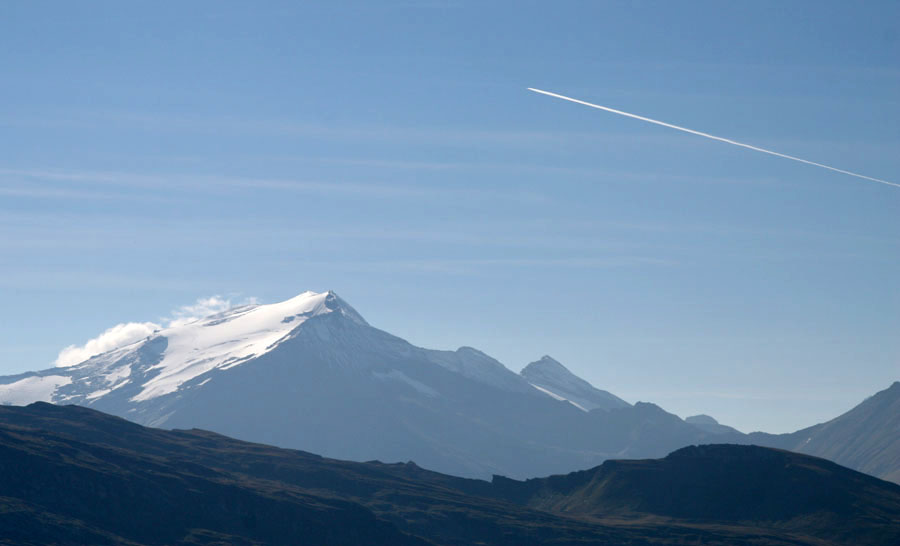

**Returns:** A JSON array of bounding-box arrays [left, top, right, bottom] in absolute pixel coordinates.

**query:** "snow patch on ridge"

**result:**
[[521, 355, 630, 411], [0, 376, 72, 405], [131, 291, 341, 402], [529, 383, 588, 411]]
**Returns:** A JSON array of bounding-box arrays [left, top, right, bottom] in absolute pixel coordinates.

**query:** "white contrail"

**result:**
[[527, 87, 899, 189]]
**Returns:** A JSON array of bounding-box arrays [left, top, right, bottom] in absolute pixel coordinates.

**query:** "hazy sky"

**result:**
[[1, 1, 897, 433]]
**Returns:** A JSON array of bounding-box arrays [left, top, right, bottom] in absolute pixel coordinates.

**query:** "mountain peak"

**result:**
[[534, 355, 567, 369], [684, 413, 742, 436], [685, 414, 719, 426], [520, 355, 571, 377], [10, 290, 370, 406], [261, 290, 367, 327], [521, 356, 630, 412], [321, 291, 368, 326]]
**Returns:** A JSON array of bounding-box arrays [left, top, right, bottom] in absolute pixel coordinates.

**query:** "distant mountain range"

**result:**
[[1, 403, 897, 546], [0, 290, 897, 484]]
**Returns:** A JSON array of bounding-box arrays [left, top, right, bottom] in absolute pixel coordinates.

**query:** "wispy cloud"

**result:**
[[0, 183, 174, 202], [165, 295, 246, 328], [55, 322, 161, 367], [0, 108, 725, 152], [8, 206, 895, 253], [54, 295, 257, 367], [286, 256, 674, 275], [233, 155, 784, 186], [0, 167, 547, 203], [7, 105, 898, 152]]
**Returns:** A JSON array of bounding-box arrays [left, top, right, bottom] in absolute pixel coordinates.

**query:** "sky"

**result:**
[[1, 1, 897, 433]]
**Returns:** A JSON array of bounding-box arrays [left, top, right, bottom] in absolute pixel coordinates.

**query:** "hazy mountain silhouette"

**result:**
[[750, 381, 900, 484], [0, 291, 896, 484], [0, 291, 721, 479], [685, 414, 743, 435]]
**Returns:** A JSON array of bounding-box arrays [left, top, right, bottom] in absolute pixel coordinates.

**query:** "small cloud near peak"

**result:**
[[54, 295, 257, 367], [55, 321, 160, 367]]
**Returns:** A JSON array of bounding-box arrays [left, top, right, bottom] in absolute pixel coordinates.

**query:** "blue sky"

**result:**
[[1, 1, 897, 432]]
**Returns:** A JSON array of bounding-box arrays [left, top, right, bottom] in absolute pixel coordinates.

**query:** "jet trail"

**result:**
[[527, 88, 899, 189]]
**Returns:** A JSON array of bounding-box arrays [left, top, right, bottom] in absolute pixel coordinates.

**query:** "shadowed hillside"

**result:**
[[1, 403, 898, 545], [489, 444, 900, 546]]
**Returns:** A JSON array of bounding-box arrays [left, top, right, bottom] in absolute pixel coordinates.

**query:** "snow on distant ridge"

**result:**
[[521, 356, 629, 412], [529, 383, 588, 411]]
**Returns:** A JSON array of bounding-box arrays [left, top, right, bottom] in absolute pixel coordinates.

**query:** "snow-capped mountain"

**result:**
[[1, 291, 538, 414], [4, 290, 893, 483], [5, 291, 628, 478], [1, 292, 364, 417], [0, 291, 725, 478], [520, 355, 629, 411]]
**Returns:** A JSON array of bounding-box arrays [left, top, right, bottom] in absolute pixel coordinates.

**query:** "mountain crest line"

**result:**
[[527, 88, 899, 189]]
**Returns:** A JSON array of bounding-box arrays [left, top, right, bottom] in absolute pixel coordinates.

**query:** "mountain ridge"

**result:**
[[748, 381, 900, 483], [0, 290, 896, 485]]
